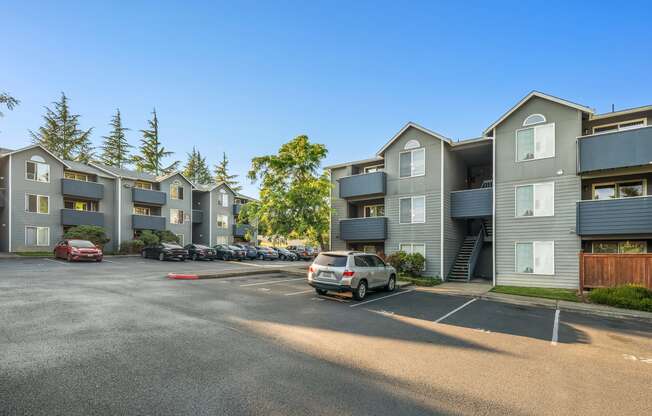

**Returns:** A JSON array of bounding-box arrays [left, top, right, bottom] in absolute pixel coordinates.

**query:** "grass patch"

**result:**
[[588, 285, 652, 312], [491, 285, 580, 302], [398, 274, 442, 287], [14, 251, 53, 257]]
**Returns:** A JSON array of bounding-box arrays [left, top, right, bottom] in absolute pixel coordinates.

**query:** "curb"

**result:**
[[168, 267, 308, 280], [167, 273, 199, 280]]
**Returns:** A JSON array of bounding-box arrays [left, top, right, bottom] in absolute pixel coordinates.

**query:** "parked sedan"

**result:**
[[287, 246, 315, 261], [54, 239, 103, 262], [212, 244, 235, 260], [273, 247, 297, 261], [255, 246, 279, 261], [184, 244, 216, 261], [236, 244, 258, 260], [142, 243, 188, 261], [227, 245, 247, 261]]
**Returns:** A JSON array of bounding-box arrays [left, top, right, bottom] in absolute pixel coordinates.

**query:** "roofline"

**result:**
[[482, 91, 594, 135], [87, 162, 120, 178], [450, 136, 493, 148], [376, 122, 452, 156], [591, 104, 652, 120], [156, 171, 196, 188], [323, 156, 384, 170], [192, 181, 237, 194], [1, 144, 72, 168]]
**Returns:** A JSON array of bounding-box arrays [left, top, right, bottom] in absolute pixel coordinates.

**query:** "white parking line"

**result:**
[[44, 258, 66, 265], [284, 289, 314, 296], [240, 278, 304, 287], [434, 298, 477, 323], [551, 309, 560, 346], [350, 289, 414, 308]]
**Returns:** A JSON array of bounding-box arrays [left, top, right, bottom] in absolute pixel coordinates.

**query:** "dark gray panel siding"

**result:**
[[339, 172, 386, 199], [577, 197, 652, 235], [578, 127, 652, 173], [61, 209, 104, 227], [450, 188, 492, 219], [132, 188, 167, 205], [340, 217, 387, 241], [61, 178, 104, 200], [330, 166, 352, 251], [192, 209, 203, 224], [132, 214, 165, 231]]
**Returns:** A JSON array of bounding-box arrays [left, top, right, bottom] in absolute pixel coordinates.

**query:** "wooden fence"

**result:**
[[579, 253, 652, 291]]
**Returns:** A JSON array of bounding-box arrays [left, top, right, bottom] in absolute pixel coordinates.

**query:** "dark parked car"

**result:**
[[54, 239, 103, 262], [255, 246, 279, 261], [212, 244, 235, 260], [273, 247, 297, 261], [236, 244, 258, 260], [184, 244, 216, 261], [227, 245, 246, 261], [287, 246, 315, 261], [142, 243, 188, 261]]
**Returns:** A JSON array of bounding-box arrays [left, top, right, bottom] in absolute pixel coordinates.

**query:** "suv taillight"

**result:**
[[343, 270, 355, 277], [308, 266, 315, 273]]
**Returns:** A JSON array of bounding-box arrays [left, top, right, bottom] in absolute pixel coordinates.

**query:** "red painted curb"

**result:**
[[167, 273, 199, 280]]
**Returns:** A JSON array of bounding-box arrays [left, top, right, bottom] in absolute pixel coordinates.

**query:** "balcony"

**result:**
[[233, 223, 254, 238], [61, 178, 104, 200], [340, 217, 387, 241], [0, 189, 5, 208], [132, 214, 166, 231], [192, 209, 203, 224], [339, 172, 386, 199], [577, 196, 652, 235], [132, 188, 166, 205], [450, 187, 492, 219], [61, 209, 104, 227], [233, 204, 242, 216], [578, 126, 652, 173]]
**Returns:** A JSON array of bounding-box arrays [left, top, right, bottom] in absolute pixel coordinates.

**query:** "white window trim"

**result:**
[[591, 179, 647, 200], [398, 195, 426, 224], [363, 164, 384, 174], [515, 122, 556, 163], [25, 160, 51, 183], [592, 117, 647, 134], [25, 193, 50, 215], [170, 208, 184, 224], [514, 182, 555, 218], [523, 113, 546, 127], [363, 204, 385, 218], [399, 147, 426, 179], [25, 226, 50, 247], [514, 241, 555, 276], [216, 214, 229, 229], [170, 181, 183, 200]]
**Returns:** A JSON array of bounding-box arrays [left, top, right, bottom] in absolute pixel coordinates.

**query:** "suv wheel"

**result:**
[[353, 280, 368, 301], [315, 288, 327, 295], [385, 275, 396, 292], [159, 252, 165, 261]]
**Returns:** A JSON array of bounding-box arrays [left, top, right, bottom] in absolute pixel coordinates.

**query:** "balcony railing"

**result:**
[[192, 209, 203, 224], [450, 187, 492, 219], [61, 178, 104, 200], [132, 214, 166, 231], [233, 204, 242, 216], [577, 196, 652, 235], [578, 126, 652, 173], [61, 209, 104, 227], [339, 172, 386, 199], [233, 223, 254, 238], [132, 187, 166, 205], [339, 217, 387, 241]]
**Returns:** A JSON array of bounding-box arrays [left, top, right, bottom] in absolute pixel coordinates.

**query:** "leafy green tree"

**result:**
[[63, 225, 110, 248], [99, 109, 132, 168], [239, 135, 331, 248], [132, 109, 177, 175], [0, 91, 19, 117], [213, 152, 242, 191], [156, 230, 180, 244], [183, 147, 212, 184], [29, 92, 94, 161], [138, 230, 159, 246]]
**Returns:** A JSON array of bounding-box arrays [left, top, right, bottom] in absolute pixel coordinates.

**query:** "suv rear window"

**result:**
[[314, 254, 347, 267]]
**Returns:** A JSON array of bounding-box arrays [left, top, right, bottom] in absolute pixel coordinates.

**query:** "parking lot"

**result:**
[[1, 257, 651, 415]]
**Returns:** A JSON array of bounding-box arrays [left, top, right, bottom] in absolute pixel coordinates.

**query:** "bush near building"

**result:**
[[588, 285, 652, 312], [119, 240, 144, 254], [63, 225, 110, 248]]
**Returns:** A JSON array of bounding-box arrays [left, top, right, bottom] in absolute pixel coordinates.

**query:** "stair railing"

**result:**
[[467, 224, 485, 280]]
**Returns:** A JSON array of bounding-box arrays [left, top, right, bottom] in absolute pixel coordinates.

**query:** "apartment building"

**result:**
[[0, 144, 256, 253], [328, 91, 652, 288]]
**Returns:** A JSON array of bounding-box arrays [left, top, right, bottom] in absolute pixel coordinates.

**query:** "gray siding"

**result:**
[[443, 147, 467, 278], [338, 172, 386, 199], [212, 184, 235, 245], [577, 197, 652, 236], [450, 188, 492, 219], [340, 217, 387, 241], [160, 174, 193, 246], [132, 188, 166, 205], [132, 214, 165, 231], [61, 178, 104, 200], [191, 190, 210, 245], [329, 166, 352, 251], [0, 156, 9, 251], [578, 126, 652, 173]]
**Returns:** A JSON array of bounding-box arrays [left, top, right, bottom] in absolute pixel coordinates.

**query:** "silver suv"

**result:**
[[307, 251, 397, 300]]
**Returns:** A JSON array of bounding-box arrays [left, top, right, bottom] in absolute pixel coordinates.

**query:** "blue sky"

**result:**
[[1, 1, 651, 197]]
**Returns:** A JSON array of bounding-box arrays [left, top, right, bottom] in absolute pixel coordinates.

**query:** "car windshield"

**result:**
[[162, 243, 181, 249], [70, 240, 95, 248], [228, 245, 241, 250], [195, 245, 209, 249], [314, 254, 347, 267]]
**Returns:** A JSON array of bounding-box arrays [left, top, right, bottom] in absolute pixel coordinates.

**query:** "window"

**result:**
[[176, 234, 184, 245], [515, 182, 554, 217], [354, 256, 372, 267], [363, 165, 384, 174], [366, 255, 385, 267], [399, 243, 425, 256], [364, 205, 385, 217], [25, 226, 49, 246], [215, 236, 228, 245], [218, 190, 229, 207], [515, 241, 554, 275], [170, 209, 184, 224], [170, 181, 184, 200], [25, 156, 50, 182], [523, 114, 546, 126], [399, 196, 425, 224], [64, 199, 98, 211], [315, 254, 348, 267], [593, 241, 647, 254], [399, 148, 425, 178], [133, 206, 151, 216], [592, 180, 645, 200], [25, 194, 49, 214], [516, 123, 555, 161], [64, 171, 89, 181], [134, 181, 153, 190], [593, 118, 646, 134], [217, 214, 228, 228]]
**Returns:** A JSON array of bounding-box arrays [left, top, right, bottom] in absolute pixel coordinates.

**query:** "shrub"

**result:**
[[386, 251, 408, 272], [139, 230, 160, 246], [63, 225, 110, 248], [588, 285, 652, 312], [156, 230, 180, 244], [404, 252, 426, 276], [119, 240, 144, 254]]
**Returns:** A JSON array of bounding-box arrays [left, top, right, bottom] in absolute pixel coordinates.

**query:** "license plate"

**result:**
[[86, 254, 93, 257], [320, 272, 334, 279]]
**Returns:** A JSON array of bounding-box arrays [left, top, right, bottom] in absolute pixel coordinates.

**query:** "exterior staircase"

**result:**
[[448, 236, 477, 281], [482, 218, 492, 239]]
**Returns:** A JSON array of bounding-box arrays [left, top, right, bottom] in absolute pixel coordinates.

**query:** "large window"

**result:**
[[593, 118, 646, 134], [170, 209, 184, 224], [592, 241, 647, 254], [64, 199, 98, 211], [25, 155, 50, 182], [516, 123, 555, 161], [25, 194, 49, 214], [399, 196, 425, 224], [515, 241, 554, 275], [217, 214, 228, 228], [515, 182, 554, 217], [134, 181, 153, 190], [64, 171, 89, 181], [363, 204, 385, 217], [170, 181, 184, 200], [133, 206, 151, 216], [363, 165, 384, 174], [218, 190, 229, 207], [399, 148, 425, 178], [593, 180, 645, 200], [25, 226, 49, 246]]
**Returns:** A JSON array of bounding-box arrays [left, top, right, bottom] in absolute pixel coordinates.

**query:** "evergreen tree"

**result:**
[[183, 147, 212, 184], [213, 152, 241, 191], [132, 109, 176, 175], [0, 91, 19, 117], [29, 92, 94, 161], [99, 109, 132, 168]]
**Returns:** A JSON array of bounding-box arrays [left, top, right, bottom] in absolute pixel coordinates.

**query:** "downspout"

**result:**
[[209, 191, 213, 245], [440, 141, 444, 280], [8, 154, 12, 252], [117, 177, 122, 247], [492, 128, 496, 287]]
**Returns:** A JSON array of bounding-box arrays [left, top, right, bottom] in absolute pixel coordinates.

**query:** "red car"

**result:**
[[54, 239, 103, 262]]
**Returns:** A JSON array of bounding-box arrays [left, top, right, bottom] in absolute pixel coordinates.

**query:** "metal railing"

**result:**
[[467, 224, 485, 280]]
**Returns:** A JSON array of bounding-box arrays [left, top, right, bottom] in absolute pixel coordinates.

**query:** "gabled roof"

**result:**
[[64, 160, 116, 179], [91, 163, 158, 181], [376, 122, 452, 156], [323, 156, 384, 170], [591, 104, 652, 120], [483, 91, 594, 135], [155, 171, 195, 188], [235, 192, 258, 202], [192, 181, 237, 195], [0, 144, 72, 168]]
